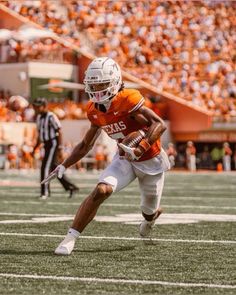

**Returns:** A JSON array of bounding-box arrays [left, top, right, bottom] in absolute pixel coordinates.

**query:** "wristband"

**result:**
[[138, 139, 151, 152]]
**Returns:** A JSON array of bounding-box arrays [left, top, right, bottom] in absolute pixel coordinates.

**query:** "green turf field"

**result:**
[[0, 170, 235, 295]]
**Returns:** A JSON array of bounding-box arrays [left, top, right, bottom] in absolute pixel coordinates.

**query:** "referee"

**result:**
[[32, 98, 79, 199]]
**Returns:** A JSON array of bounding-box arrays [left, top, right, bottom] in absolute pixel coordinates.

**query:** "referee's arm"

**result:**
[[57, 129, 63, 149]]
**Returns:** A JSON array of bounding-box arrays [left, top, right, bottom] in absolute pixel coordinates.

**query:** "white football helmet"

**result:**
[[84, 57, 122, 104]]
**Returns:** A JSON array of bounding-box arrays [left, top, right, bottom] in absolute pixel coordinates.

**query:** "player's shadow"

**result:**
[[0, 245, 136, 256], [141, 238, 156, 246], [0, 249, 55, 256]]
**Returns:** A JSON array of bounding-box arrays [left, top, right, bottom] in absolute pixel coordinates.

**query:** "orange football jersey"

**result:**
[[86, 89, 161, 161]]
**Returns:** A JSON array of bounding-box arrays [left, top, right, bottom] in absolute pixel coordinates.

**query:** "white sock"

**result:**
[[67, 228, 80, 239]]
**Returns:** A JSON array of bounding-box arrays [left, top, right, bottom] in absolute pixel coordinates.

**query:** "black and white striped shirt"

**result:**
[[36, 112, 61, 142]]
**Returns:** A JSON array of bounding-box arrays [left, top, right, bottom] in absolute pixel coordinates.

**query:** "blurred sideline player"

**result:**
[[45, 57, 170, 255]]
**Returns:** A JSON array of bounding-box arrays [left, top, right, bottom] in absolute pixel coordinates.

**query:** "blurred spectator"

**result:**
[[32, 145, 42, 169], [166, 142, 177, 168], [186, 141, 196, 171], [20, 140, 34, 169], [222, 142, 232, 171], [93, 143, 107, 171], [23, 104, 35, 122], [6, 144, 18, 169]]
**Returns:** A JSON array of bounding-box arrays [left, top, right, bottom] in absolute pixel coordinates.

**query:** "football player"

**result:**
[[45, 57, 170, 255]]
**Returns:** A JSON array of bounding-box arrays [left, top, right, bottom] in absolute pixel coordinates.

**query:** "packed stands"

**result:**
[[1, 0, 235, 121], [0, 38, 77, 64]]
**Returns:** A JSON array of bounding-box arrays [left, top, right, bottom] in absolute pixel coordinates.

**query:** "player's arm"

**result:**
[[56, 127, 62, 146], [131, 105, 166, 143], [62, 123, 101, 169], [130, 105, 166, 158], [41, 124, 101, 184]]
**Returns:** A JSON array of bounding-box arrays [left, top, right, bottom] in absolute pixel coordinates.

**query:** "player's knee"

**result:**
[[93, 183, 113, 202]]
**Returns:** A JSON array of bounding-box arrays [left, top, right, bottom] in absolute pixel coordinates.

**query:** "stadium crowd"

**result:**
[[0, 38, 77, 64], [0, 1, 236, 172], [2, 0, 236, 120]]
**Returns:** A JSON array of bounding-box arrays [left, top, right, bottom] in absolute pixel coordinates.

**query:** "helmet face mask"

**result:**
[[84, 57, 122, 104], [88, 82, 110, 92]]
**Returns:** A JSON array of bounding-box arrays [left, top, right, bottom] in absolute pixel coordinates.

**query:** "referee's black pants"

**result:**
[[41, 139, 76, 197]]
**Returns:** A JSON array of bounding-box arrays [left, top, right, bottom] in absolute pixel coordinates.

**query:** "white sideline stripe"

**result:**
[[165, 205, 236, 209], [1, 201, 236, 210], [0, 232, 235, 244], [1, 194, 235, 200], [0, 273, 235, 289], [0, 213, 71, 217]]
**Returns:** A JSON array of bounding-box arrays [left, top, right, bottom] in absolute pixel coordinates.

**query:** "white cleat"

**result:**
[[54, 236, 75, 255], [40, 195, 47, 200], [139, 220, 155, 238], [139, 209, 163, 238]]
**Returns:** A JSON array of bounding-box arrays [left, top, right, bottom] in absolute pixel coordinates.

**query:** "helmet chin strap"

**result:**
[[103, 100, 112, 110], [95, 98, 113, 113]]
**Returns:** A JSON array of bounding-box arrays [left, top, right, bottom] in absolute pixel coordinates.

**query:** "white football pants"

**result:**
[[99, 154, 165, 215]]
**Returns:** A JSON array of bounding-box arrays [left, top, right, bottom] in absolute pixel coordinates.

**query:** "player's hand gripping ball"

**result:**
[[118, 130, 146, 161]]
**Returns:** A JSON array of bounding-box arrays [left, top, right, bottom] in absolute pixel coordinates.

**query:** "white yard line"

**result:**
[[0, 273, 235, 289], [164, 205, 236, 209], [0, 213, 72, 217], [0, 232, 235, 244], [1, 201, 236, 210], [1, 196, 235, 202], [1, 212, 236, 225]]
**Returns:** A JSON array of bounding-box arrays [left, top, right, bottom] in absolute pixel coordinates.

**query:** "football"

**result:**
[[118, 130, 146, 157], [121, 130, 146, 148]]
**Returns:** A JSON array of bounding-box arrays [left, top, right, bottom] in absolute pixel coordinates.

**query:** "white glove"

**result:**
[[41, 164, 66, 184], [57, 164, 66, 179], [118, 143, 140, 161]]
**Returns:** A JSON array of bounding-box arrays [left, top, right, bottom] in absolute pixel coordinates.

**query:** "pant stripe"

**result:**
[[44, 139, 57, 196]]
